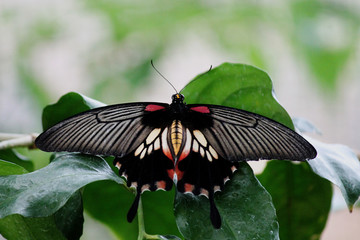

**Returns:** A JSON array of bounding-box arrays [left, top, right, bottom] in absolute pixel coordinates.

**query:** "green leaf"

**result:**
[[142, 189, 181, 237], [306, 137, 360, 210], [0, 214, 66, 240], [0, 160, 28, 175], [83, 180, 139, 240], [257, 161, 332, 240], [175, 162, 279, 240], [0, 154, 124, 219], [0, 149, 34, 172], [54, 191, 84, 240], [42, 92, 105, 130], [295, 118, 360, 210], [181, 62, 293, 129]]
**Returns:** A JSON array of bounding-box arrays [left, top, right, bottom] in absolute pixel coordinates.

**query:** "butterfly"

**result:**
[[35, 92, 317, 229]]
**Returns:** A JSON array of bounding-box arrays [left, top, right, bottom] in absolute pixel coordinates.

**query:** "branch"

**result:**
[[0, 133, 39, 150]]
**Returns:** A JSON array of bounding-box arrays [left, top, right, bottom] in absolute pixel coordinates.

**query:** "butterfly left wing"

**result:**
[[35, 102, 169, 157], [35, 102, 176, 223]]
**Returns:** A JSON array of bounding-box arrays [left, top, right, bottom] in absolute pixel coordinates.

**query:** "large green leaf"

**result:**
[[181, 62, 293, 128], [257, 161, 332, 240], [0, 154, 124, 219], [175, 162, 279, 240]]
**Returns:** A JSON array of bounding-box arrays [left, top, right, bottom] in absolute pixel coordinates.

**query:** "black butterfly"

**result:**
[[35, 93, 316, 229]]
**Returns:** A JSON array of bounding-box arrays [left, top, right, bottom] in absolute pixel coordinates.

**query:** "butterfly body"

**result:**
[[35, 93, 316, 229]]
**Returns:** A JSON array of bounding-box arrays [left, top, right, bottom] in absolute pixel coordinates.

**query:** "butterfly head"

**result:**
[[172, 93, 185, 104]]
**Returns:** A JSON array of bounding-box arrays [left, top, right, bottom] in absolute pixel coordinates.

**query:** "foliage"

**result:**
[[1, 63, 359, 240]]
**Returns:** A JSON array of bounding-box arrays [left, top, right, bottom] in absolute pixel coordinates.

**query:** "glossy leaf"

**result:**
[[0, 154, 124, 219], [258, 161, 332, 240], [175, 162, 279, 240]]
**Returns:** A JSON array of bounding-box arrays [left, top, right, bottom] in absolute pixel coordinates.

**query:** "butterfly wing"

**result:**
[[35, 102, 175, 223], [187, 104, 317, 162], [35, 102, 169, 157], [176, 104, 317, 228]]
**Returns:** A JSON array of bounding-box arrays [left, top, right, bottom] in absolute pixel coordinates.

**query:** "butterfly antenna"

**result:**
[[151, 60, 178, 93]]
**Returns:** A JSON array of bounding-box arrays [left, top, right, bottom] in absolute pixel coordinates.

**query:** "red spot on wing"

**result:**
[[145, 104, 166, 112], [190, 106, 210, 113]]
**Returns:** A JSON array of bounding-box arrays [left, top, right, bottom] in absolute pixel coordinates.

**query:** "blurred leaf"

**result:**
[[0, 149, 34, 172], [291, 0, 358, 91], [0, 159, 28, 175], [42, 92, 106, 130], [175, 162, 279, 240], [257, 161, 332, 240], [306, 137, 360, 210], [0, 154, 124, 219]]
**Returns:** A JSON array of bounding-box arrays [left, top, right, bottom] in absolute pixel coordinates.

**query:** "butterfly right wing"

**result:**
[[35, 102, 169, 158]]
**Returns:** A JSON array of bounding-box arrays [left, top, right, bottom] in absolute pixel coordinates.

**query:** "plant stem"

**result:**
[[137, 196, 162, 240], [137, 196, 146, 240], [0, 133, 39, 150]]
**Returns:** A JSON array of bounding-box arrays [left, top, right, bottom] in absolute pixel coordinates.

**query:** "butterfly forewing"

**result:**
[[35, 102, 169, 157], [188, 104, 317, 162]]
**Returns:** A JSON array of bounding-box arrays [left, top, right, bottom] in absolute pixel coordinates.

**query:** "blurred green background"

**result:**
[[0, 0, 359, 239]]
